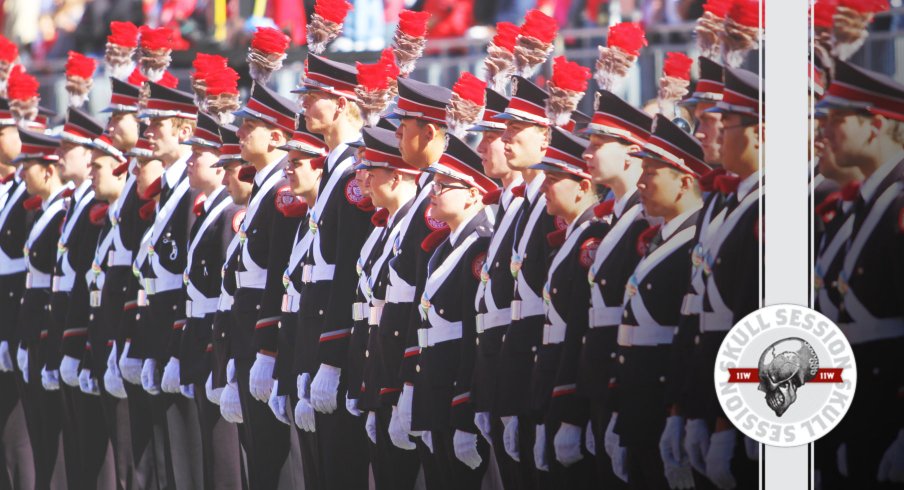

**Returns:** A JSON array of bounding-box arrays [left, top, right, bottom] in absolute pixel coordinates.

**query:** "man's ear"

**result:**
[[579, 177, 593, 194]]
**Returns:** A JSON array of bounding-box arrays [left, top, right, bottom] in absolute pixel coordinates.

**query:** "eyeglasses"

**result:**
[[431, 181, 470, 195]]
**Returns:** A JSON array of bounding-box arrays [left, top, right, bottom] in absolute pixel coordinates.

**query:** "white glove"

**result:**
[[878, 429, 904, 483], [294, 373, 316, 432], [16, 346, 28, 383], [104, 343, 127, 399], [226, 358, 236, 383], [160, 357, 181, 394], [205, 373, 222, 405], [268, 380, 290, 425], [346, 394, 362, 417], [119, 341, 143, 385], [388, 405, 416, 450], [365, 411, 377, 444], [744, 436, 759, 461], [554, 422, 584, 467], [180, 384, 195, 399], [0, 341, 14, 372], [310, 363, 342, 413], [705, 429, 737, 490], [398, 384, 414, 434], [585, 421, 596, 456], [60, 355, 81, 387], [140, 359, 160, 395], [220, 382, 243, 423], [41, 366, 60, 391], [79, 369, 101, 395], [474, 412, 492, 445], [421, 430, 434, 454], [501, 415, 520, 462], [684, 418, 711, 475], [533, 424, 549, 471], [660, 416, 694, 489], [836, 443, 849, 477], [454, 430, 483, 469], [605, 414, 629, 483], [249, 353, 276, 402]]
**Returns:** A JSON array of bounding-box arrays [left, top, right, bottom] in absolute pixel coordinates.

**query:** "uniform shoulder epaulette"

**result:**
[[61, 187, 74, 198], [23, 195, 42, 211], [700, 168, 727, 193], [141, 177, 162, 200], [482, 188, 502, 205], [232, 208, 246, 232], [238, 166, 257, 183], [815, 191, 842, 224], [371, 207, 389, 227], [275, 187, 307, 218], [193, 194, 206, 216], [714, 174, 740, 196], [636, 224, 661, 256], [546, 228, 566, 248], [594, 198, 615, 218], [139, 200, 156, 221], [357, 196, 376, 212], [89, 202, 109, 226]]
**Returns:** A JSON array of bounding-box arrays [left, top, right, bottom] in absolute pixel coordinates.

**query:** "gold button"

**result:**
[[415, 365, 420, 373]]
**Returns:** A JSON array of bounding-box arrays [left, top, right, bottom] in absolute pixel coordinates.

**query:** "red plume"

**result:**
[[23, 195, 42, 211], [371, 207, 390, 227], [721, 0, 762, 67], [191, 53, 228, 112], [513, 10, 558, 77], [834, 0, 886, 60], [447, 72, 487, 138], [547, 56, 590, 127], [398, 10, 431, 38], [248, 27, 290, 84], [139, 26, 174, 51], [139, 200, 156, 221], [8, 65, 39, 101], [251, 27, 291, 54], [594, 199, 615, 218], [482, 188, 502, 205], [356, 55, 394, 127], [484, 21, 520, 92], [65, 51, 97, 108], [727, 0, 762, 28], [205, 66, 241, 124], [595, 22, 647, 92], [812, 0, 838, 29], [90, 203, 110, 225], [703, 0, 734, 17], [0, 35, 20, 63], [127, 68, 147, 87], [159, 71, 179, 88], [205, 67, 239, 96], [696, 0, 732, 59], [141, 178, 162, 200], [239, 166, 257, 183], [356, 196, 375, 212], [663, 52, 693, 80], [315, 0, 353, 24], [837, 0, 888, 13], [108, 21, 139, 47], [380, 48, 400, 80], [357, 61, 391, 91], [421, 227, 451, 253]]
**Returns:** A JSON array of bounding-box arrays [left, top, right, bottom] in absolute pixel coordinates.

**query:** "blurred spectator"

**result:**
[[4, 0, 42, 47], [333, 0, 385, 51]]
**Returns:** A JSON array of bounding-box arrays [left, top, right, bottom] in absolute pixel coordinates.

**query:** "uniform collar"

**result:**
[[449, 210, 481, 247], [859, 150, 904, 203], [204, 186, 225, 212], [501, 176, 525, 210], [614, 188, 637, 218], [73, 179, 93, 203], [164, 153, 189, 189], [255, 155, 284, 186], [327, 135, 360, 172], [525, 173, 545, 204], [736, 172, 759, 202], [661, 203, 703, 241], [44, 183, 71, 210]]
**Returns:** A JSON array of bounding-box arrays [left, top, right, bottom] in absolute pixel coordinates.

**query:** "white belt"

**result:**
[[52, 274, 76, 293], [143, 275, 184, 295], [417, 322, 463, 348], [137, 289, 149, 306], [386, 283, 416, 304], [589, 306, 623, 328], [25, 271, 52, 289], [542, 323, 566, 345], [186, 298, 219, 318], [282, 292, 300, 313], [235, 270, 267, 289], [301, 264, 335, 284], [511, 299, 544, 321], [617, 323, 676, 347], [369, 301, 385, 326], [838, 319, 903, 345], [352, 302, 368, 321], [0, 257, 26, 275], [476, 308, 511, 334], [217, 294, 234, 312], [700, 311, 734, 332], [108, 250, 133, 267], [680, 293, 703, 316]]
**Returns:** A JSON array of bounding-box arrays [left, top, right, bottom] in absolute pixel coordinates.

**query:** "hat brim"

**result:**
[[183, 138, 221, 149], [14, 154, 59, 165], [211, 156, 243, 168], [528, 161, 592, 180], [629, 149, 673, 164]]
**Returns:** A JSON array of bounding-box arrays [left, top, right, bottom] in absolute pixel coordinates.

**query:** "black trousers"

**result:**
[[423, 426, 489, 490], [69, 385, 116, 489], [589, 404, 630, 489], [543, 420, 596, 490], [312, 401, 369, 490], [194, 381, 246, 490], [22, 343, 66, 490], [489, 415, 521, 490], [123, 381, 161, 489], [0, 371, 34, 490], [290, 393, 323, 490], [372, 405, 420, 490], [235, 359, 291, 490]]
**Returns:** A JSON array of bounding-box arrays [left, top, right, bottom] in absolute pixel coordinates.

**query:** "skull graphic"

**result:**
[[757, 338, 819, 417]]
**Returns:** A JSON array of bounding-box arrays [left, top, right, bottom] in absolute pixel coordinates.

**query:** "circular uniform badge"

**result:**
[[714, 304, 857, 447], [424, 205, 447, 231], [232, 209, 246, 233], [345, 179, 365, 205], [578, 238, 600, 269]]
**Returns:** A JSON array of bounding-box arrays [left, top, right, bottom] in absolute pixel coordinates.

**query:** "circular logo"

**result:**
[[714, 304, 857, 447], [424, 205, 447, 231]]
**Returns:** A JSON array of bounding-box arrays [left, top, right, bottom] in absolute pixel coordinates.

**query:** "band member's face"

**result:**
[[476, 131, 510, 179], [0, 126, 21, 165], [57, 140, 93, 183], [365, 168, 397, 209], [302, 91, 341, 135], [284, 151, 323, 196], [584, 134, 637, 186], [821, 109, 874, 169], [223, 161, 253, 205], [501, 121, 548, 171], [144, 117, 189, 160], [22, 160, 52, 197], [237, 118, 280, 160], [90, 154, 125, 201], [395, 118, 436, 169], [637, 159, 689, 218], [187, 145, 223, 191], [719, 113, 759, 174], [540, 172, 584, 218], [428, 174, 474, 224], [694, 103, 723, 164], [107, 112, 140, 151]]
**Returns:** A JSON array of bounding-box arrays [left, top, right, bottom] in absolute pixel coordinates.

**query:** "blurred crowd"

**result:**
[[1, 0, 712, 63]]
